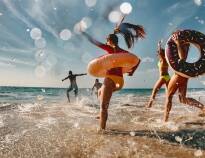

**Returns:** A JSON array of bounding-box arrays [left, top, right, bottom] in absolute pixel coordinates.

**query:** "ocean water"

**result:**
[[0, 87, 205, 158]]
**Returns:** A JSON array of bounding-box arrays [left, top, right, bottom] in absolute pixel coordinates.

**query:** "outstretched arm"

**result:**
[[82, 32, 112, 52], [62, 76, 69, 82], [75, 73, 87, 76]]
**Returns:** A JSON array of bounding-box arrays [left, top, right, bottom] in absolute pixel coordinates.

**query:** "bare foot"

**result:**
[[96, 128, 106, 134]]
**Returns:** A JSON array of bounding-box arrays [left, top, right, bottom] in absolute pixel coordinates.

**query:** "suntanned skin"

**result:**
[[62, 71, 86, 102], [91, 79, 102, 98], [164, 32, 205, 122], [82, 32, 139, 130], [147, 41, 170, 108]]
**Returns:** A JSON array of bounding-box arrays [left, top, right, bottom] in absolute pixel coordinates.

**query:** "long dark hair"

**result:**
[[114, 22, 146, 48]]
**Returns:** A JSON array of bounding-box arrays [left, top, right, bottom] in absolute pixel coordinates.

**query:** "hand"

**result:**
[[157, 40, 162, 48], [114, 27, 120, 34], [172, 34, 180, 45]]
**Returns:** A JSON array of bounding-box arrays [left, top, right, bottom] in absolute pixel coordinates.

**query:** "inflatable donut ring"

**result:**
[[165, 30, 205, 78], [87, 53, 140, 89]]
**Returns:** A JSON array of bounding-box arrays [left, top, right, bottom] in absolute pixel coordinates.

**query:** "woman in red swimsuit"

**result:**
[[82, 23, 145, 130]]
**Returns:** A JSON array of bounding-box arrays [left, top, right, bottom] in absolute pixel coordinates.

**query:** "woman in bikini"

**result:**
[[82, 23, 146, 130], [147, 41, 170, 108], [164, 31, 205, 122]]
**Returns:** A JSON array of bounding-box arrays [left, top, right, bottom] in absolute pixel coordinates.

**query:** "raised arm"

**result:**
[[82, 32, 112, 52], [172, 33, 187, 60]]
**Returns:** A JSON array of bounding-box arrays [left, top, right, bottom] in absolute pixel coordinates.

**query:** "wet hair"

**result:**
[[114, 22, 146, 48], [95, 79, 99, 82], [69, 70, 72, 74], [107, 34, 118, 45]]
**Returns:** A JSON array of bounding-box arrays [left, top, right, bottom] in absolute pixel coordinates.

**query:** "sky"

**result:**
[[0, 0, 205, 88]]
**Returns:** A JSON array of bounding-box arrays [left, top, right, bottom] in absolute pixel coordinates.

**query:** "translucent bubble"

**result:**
[[81, 52, 93, 64], [120, 2, 132, 14], [194, 0, 202, 6], [26, 28, 30, 32], [30, 28, 42, 40], [108, 11, 122, 23], [85, 0, 97, 7], [194, 150, 203, 157], [59, 29, 72, 40], [35, 50, 47, 62], [35, 65, 46, 78], [81, 17, 92, 28], [35, 38, 46, 49], [198, 19, 204, 24], [43, 55, 57, 70], [168, 22, 173, 26]]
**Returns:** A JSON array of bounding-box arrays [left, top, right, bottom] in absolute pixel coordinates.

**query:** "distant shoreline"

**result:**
[[0, 86, 204, 90]]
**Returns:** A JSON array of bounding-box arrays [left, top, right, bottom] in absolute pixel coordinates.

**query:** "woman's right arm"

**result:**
[[82, 32, 112, 52]]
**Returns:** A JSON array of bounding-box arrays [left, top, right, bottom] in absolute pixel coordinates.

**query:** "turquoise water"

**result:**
[[0, 86, 204, 105]]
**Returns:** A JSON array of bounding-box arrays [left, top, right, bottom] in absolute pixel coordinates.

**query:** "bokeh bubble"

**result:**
[[59, 29, 72, 41], [35, 49, 47, 62], [30, 28, 42, 40], [120, 2, 132, 14], [108, 11, 122, 23], [35, 65, 46, 78], [81, 17, 92, 28], [85, 0, 97, 7], [35, 38, 46, 49]]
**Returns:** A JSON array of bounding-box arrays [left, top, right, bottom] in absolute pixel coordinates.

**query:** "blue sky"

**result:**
[[0, 0, 205, 88]]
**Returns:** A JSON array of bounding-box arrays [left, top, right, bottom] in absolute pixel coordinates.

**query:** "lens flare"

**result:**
[[120, 2, 132, 14], [59, 29, 72, 41], [108, 11, 122, 23], [35, 38, 46, 49], [30, 28, 42, 40]]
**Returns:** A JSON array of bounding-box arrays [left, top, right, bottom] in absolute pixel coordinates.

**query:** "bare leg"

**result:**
[[99, 78, 115, 129], [164, 75, 179, 122], [147, 78, 166, 108], [67, 88, 72, 102], [178, 78, 205, 110], [74, 88, 78, 97]]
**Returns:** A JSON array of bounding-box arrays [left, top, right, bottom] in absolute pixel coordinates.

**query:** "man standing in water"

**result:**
[[91, 79, 102, 98], [62, 70, 87, 102]]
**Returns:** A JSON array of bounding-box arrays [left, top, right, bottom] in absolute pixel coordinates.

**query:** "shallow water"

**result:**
[[0, 87, 204, 158]]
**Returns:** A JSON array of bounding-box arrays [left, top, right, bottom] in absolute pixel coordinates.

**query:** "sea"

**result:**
[[0, 87, 204, 158]]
